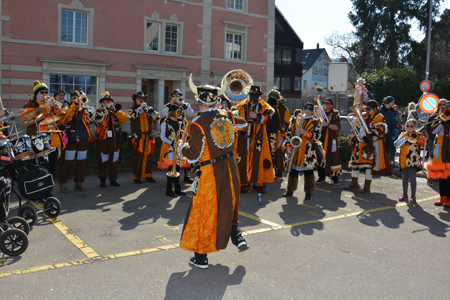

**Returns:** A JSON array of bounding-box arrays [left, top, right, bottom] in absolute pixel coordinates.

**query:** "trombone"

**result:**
[[167, 116, 188, 178]]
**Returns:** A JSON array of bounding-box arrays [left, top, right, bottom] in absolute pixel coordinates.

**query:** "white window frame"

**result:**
[[58, 1, 94, 47], [144, 12, 184, 55], [40, 58, 110, 109], [225, 32, 243, 60], [164, 24, 179, 54], [145, 21, 161, 52], [222, 20, 251, 62], [226, 0, 247, 12]]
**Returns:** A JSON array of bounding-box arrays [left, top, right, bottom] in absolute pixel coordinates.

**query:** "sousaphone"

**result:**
[[220, 69, 253, 102]]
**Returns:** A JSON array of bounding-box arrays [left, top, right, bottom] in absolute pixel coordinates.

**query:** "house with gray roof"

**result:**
[[299, 44, 330, 96]]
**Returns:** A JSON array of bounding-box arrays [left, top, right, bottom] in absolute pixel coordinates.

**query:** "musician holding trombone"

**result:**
[[128, 91, 160, 184], [283, 103, 323, 200], [394, 118, 425, 203], [58, 91, 95, 193], [316, 98, 342, 185]]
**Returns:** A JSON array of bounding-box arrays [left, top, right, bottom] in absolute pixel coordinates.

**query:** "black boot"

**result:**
[[183, 169, 193, 184], [174, 177, 187, 196], [166, 176, 176, 197], [100, 179, 106, 188]]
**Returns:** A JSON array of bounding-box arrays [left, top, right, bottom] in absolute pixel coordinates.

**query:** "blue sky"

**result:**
[[275, 0, 450, 58]]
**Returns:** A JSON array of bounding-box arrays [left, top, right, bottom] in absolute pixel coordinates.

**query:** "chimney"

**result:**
[[317, 43, 319, 50]]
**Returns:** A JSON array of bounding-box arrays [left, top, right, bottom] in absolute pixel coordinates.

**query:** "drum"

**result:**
[[0, 140, 14, 168], [31, 133, 54, 156], [12, 135, 34, 160]]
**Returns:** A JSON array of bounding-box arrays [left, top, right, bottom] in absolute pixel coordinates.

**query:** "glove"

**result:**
[[358, 128, 366, 140]]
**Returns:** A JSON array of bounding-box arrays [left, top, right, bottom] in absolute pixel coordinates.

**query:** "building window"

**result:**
[[146, 22, 160, 51], [274, 76, 292, 93], [275, 47, 294, 66], [294, 77, 301, 91], [61, 10, 88, 44], [227, 0, 244, 10], [165, 24, 178, 53], [226, 33, 243, 60], [49, 74, 97, 102]]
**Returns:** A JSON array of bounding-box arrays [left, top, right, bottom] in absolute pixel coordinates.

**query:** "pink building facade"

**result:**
[[0, 0, 276, 113]]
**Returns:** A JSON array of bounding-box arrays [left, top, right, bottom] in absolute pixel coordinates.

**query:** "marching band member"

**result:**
[[426, 100, 450, 207], [0, 108, 8, 140], [179, 79, 248, 269], [160, 104, 188, 197], [58, 91, 95, 193], [234, 86, 275, 193], [345, 100, 391, 193], [22, 80, 65, 174], [394, 119, 425, 203], [94, 91, 127, 188], [159, 89, 194, 184], [283, 103, 323, 200], [316, 98, 342, 184], [266, 89, 290, 178], [128, 91, 160, 184]]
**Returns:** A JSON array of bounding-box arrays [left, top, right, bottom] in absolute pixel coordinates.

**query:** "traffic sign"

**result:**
[[419, 93, 439, 114], [420, 80, 434, 93]]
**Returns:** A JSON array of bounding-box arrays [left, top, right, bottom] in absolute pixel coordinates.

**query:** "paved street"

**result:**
[[0, 170, 449, 299]]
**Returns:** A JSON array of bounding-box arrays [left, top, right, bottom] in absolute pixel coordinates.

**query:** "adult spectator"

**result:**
[[380, 96, 396, 157]]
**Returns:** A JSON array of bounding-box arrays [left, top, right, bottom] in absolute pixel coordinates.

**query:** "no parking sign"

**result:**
[[419, 93, 439, 114], [420, 80, 434, 93]]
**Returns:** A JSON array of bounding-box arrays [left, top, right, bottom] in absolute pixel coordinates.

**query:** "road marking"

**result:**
[[316, 188, 331, 193], [30, 201, 100, 259], [1, 195, 440, 278]]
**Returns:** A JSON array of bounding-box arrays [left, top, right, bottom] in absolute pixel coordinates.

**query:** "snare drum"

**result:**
[[32, 133, 54, 156], [13, 135, 34, 160], [0, 140, 14, 168]]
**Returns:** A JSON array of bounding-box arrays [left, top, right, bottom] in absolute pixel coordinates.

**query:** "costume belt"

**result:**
[[199, 151, 234, 167]]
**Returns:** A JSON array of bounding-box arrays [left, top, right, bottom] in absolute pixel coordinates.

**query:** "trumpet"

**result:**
[[287, 112, 303, 173], [314, 97, 329, 124], [143, 104, 154, 116], [440, 107, 450, 122], [45, 96, 69, 111], [347, 105, 370, 142], [395, 127, 423, 148], [81, 96, 89, 104]]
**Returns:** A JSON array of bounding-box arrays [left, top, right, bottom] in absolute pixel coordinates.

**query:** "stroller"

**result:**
[[0, 176, 29, 256]]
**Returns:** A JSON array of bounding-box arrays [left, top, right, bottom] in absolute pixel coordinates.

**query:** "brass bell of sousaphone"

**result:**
[[220, 69, 253, 102]]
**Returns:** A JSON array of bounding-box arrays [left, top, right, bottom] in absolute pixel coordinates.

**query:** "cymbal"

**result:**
[[19, 107, 47, 126], [38, 113, 65, 125], [0, 108, 26, 122], [38, 130, 63, 133]]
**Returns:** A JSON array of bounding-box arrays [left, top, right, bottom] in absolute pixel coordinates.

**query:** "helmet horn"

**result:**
[[188, 74, 198, 96]]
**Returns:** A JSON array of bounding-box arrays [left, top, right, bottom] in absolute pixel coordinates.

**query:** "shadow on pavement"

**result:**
[[165, 264, 246, 300], [407, 204, 450, 237]]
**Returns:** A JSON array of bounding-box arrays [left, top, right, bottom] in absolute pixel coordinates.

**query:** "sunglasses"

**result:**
[[406, 125, 416, 128], [71, 96, 79, 100], [136, 97, 145, 101], [40, 91, 48, 94], [172, 94, 181, 97], [363, 107, 369, 110], [324, 102, 332, 106]]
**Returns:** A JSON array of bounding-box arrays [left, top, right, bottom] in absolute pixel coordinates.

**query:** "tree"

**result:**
[[348, 0, 442, 69], [361, 67, 422, 106]]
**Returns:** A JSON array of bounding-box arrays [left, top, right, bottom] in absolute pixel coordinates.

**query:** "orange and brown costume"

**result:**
[[179, 108, 246, 254], [234, 98, 275, 190]]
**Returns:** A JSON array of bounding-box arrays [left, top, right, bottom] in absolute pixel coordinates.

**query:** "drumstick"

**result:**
[[0, 96, 4, 110], [7, 131, 22, 138]]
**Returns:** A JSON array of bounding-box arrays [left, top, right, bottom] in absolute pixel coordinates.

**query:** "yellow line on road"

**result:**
[[0, 244, 179, 278], [316, 188, 331, 193], [2, 195, 439, 278], [30, 201, 100, 259]]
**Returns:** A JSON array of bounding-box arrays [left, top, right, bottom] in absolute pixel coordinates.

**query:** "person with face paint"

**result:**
[[179, 75, 248, 269], [234, 86, 275, 193], [58, 91, 95, 193], [266, 89, 290, 178], [22, 80, 66, 174], [128, 91, 160, 184], [94, 91, 128, 188], [283, 103, 323, 200], [345, 100, 391, 193]]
